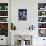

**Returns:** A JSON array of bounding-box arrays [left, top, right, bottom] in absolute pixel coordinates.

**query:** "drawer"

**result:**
[[0, 37, 8, 45]]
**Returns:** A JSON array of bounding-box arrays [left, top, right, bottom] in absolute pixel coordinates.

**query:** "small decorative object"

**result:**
[[38, 23, 46, 28], [18, 9, 27, 21], [0, 6, 1, 10], [40, 8, 44, 10], [11, 23, 16, 30], [39, 29, 46, 37], [5, 6, 8, 10], [29, 25, 35, 30], [43, 39, 45, 40], [42, 12, 45, 15], [0, 17, 8, 22]]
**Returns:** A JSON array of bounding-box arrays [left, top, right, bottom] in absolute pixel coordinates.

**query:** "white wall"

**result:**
[[11, 0, 46, 46], [11, 0, 46, 30], [11, 0, 38, 45], [11, 0, 38, 30]]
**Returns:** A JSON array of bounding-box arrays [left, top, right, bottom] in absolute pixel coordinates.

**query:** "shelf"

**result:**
[[38, 22, 46, 23], [38, 3, 46, 37], [0, 16, 8, 17], [0, 22, 8, 23], [38, 16, 46, 17], [38, 28, 46, 29], [0, 3, 8, 37], [38, 37, 46, 39], [0, 10, 8, 11], [38, 10, 46, 11]]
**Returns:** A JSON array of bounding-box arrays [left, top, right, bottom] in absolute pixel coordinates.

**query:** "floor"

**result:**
[[0, 45, 8, 46]]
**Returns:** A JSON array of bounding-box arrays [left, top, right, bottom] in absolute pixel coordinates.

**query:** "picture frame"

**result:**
[[18, 9, 27, 21]]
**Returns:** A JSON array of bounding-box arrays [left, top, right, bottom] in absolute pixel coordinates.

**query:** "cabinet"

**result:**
[[0, 35, 8, 45], [0, 0, 11, 45], [0, 3, 8, 37], [38, 3, 46, 37]]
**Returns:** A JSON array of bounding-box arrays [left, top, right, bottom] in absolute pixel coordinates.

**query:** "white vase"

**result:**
[[21, 40, 25, 46]]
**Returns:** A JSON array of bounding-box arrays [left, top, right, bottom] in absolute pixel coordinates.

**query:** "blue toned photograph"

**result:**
[[18, 9, 27, 21]]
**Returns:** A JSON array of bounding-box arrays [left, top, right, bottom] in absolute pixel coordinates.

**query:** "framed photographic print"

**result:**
[[18, 9, 27, 21]]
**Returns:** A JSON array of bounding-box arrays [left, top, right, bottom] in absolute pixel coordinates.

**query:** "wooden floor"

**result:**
[[0, 45, 8, 46]]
